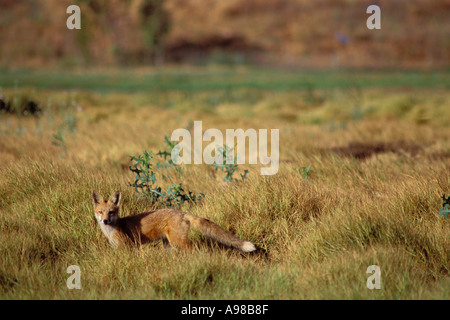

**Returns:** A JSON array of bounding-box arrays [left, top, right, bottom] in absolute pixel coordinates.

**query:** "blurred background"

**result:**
[[1, 0, 449, 69]]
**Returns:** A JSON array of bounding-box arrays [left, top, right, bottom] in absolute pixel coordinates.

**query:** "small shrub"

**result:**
[[0, 96, 42, 117], [129, 150, 204, 208], [156, 135, 178, 171], [211, 145, 249, 183], [295, 164, 312, 182], [52, 130, 66, 153]]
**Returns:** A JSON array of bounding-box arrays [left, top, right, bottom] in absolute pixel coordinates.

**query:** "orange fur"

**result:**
[[92, 190, 256, 252]]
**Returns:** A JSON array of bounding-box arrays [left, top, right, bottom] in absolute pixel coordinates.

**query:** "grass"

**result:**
[[1, 68, 449, 93], [0, 68, 449, 299]]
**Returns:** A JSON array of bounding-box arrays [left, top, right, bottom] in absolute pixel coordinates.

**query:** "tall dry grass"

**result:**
[[0, 82, 449, 299]]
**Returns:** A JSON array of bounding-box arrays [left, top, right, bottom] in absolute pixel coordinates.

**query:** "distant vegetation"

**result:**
[[1, 0, 449, 68]]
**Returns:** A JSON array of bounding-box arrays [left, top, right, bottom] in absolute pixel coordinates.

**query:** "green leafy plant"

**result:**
[[52, 130, 66, 153], [129, 150, 203, 208], [129, 150, 157, 201], [295, 164, 312, 182], [156, 135, 177, 170], [164, 183, 204, 208], [212, 145, 249, 183]]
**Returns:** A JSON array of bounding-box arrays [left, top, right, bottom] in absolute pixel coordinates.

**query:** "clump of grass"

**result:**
[[0, 91, 42, 117]]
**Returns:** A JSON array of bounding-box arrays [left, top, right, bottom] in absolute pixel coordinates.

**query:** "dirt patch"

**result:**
[[429, 151, 450, 161], [330, 141, 422, 160]]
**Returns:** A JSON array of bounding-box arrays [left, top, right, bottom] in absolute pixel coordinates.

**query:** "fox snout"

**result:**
[[95, 214, 111, 225], [96, 212, 117, 226]]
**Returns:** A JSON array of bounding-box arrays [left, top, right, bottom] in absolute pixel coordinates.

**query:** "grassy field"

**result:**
[[0, 67, 449, 299]]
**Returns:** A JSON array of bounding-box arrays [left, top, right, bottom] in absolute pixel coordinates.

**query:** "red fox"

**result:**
[[92, 190, 256, 252]]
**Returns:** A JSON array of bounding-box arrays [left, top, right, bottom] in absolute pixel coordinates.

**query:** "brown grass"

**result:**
[[0, 81, 449, 299]]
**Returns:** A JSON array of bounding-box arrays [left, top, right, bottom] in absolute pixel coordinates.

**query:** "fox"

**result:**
[[92, 190, 256, 253]]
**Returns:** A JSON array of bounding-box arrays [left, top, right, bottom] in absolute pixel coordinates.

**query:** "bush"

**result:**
[[129, 150, 204, 208]]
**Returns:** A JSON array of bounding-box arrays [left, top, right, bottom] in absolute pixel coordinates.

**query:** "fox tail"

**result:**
[[184, 213, 256, 252]]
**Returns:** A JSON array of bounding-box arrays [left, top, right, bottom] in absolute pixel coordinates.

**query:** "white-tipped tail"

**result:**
[[184, 213, 257, 252], [241, 241, 256, 253]]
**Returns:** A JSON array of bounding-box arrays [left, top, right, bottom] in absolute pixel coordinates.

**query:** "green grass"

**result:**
[[1, 68, 449, 93], [0, 68, 449, 299]]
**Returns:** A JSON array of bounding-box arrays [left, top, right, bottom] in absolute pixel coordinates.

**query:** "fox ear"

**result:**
[[92, 190, 103, 206], [109, 190, 121, 206]]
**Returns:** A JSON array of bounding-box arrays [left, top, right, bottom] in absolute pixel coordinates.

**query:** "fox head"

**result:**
[[92, 190, 121, 226]]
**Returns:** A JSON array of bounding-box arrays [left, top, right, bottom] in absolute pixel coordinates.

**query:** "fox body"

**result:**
[[92, 190, 256, 252]]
